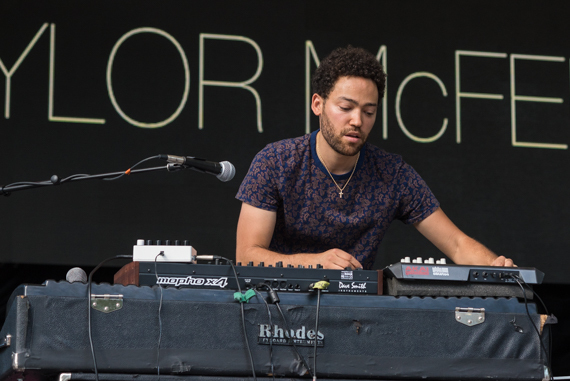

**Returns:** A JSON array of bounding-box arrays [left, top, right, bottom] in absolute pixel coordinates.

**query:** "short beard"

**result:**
[[320, 110, 366, 157]]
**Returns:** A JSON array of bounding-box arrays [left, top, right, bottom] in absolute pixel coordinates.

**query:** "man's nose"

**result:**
[[350, 110, 363, 127]]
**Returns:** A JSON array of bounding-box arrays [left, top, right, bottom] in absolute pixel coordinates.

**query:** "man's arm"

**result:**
[[236, 202, 362, 269], [414, 207, 515, 266]]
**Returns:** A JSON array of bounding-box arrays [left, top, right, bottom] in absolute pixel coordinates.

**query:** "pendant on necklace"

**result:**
[[339, 190, 343, 198]]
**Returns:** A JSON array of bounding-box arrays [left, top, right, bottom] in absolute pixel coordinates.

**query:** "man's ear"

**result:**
[[311, 93, 324, 116]]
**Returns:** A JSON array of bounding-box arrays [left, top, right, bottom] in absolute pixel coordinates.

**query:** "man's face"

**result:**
[[312, 76, 379, 156]]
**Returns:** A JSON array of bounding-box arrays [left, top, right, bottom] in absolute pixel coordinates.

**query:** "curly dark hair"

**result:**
[[312, 46, 386, 100]]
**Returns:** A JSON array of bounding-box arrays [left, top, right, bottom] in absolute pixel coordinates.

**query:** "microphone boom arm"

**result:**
[[1, 156, 200, 197]]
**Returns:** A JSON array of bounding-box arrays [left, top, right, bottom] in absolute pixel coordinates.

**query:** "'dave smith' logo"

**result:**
[[258, 324, 324, 347]]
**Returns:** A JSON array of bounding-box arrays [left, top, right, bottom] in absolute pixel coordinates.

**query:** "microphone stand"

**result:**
[[0, 159, 184, 196]]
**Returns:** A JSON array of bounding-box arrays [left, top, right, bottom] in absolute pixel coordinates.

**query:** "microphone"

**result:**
[[66, 267, 88, 283], [159, 154, 235, 182]]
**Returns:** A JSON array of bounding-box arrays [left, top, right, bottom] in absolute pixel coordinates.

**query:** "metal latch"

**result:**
[[91, 294, 123, 313], [455, 307, 485, 326], [0, 334, 11, 349]]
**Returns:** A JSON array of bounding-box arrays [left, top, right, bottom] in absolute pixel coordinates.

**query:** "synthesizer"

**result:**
[[113, 241, 382, 294], [383, 258, 544, 284], [115, 261, 382, 294], [382, 258, 544, 298]]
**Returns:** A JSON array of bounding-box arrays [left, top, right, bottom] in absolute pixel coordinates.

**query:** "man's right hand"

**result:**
[[316, 248, 363, 270], [236, 203, 363, 270]]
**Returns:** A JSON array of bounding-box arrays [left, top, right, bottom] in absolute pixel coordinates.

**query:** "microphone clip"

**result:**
[[166, 163, 185, 172]]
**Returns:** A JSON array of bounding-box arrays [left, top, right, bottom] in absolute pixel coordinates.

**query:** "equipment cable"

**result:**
[[1, 155, 162, 196], [312, 288, 322, 381], [254, 285, 276, 381], [273, 301, 314, 378], [520, 281, 555, 379], [154, 252, 166, 380], [509, 274, 553, 381], [307, 280, 328, 381], [199, 255, 257, 381], [86, 254, 133, 381], [103, 155, 161, 181]]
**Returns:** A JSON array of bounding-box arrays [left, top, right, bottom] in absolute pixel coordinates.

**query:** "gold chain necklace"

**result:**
[[316, 138, 360, 199]]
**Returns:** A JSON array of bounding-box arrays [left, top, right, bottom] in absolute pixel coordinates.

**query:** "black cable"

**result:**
[[521, 282, 554, 379], [254, 286, 276, 381], [0, 180, 54, 195], [201, 255, 257, 381], [1, 155, 163, 195], [312, 288, 322, 381], [274, 302, 314, 378], [59, 174, 93, 182], [87, 254, 133, 381], [103, 155, 161, 181], [2, 181, 49, 187], [154, 252, 166, 380], [510, 275, 553, 380]]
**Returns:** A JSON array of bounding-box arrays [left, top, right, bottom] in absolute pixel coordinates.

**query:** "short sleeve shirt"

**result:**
[[236, 130, 440, 269]]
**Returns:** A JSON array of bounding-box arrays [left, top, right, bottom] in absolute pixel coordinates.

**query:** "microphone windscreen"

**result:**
[[66, 267, 88, 283], [217, 161, 236, 182]]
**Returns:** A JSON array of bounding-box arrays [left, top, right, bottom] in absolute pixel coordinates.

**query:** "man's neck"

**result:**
[[316, 131, 360, 175]]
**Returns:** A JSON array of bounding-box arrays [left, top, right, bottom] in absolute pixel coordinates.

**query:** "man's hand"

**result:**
[[316, 249, 363, 270], [415, 208, 517, 267], [237, 203, 364, 270], [490, 255, 516, 267]]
